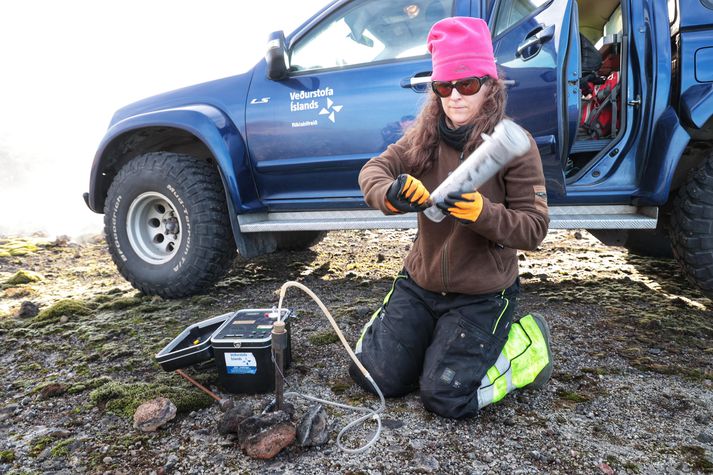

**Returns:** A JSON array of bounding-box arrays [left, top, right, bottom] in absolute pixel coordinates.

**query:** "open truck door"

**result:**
[[488, 0, 579, 203]]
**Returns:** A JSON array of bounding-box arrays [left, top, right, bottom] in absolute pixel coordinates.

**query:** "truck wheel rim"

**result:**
[[126, 192, 183, 265]]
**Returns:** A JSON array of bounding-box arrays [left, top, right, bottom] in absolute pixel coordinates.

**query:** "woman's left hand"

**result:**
[[437, 191, 484, 223]]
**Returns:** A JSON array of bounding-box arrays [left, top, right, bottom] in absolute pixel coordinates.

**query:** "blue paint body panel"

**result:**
[[681, 83, 713, 128], [87, 0, 713, 226]]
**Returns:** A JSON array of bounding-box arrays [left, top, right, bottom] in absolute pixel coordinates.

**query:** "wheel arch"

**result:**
[[89, 106, 256, 212], [636, 107, 691, 205], [680, 83, 713, 131], [668, 83, 713, 193], [88, 106, 263, 255]]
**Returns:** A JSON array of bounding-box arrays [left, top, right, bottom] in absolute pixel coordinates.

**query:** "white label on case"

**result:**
[[224, 352, 257, 375]]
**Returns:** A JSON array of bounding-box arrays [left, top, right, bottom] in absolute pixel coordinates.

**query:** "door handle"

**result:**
[[516, 24, 555, 60], [401, 73, 432, 92]]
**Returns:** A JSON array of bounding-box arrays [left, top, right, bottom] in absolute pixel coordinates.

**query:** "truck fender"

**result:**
[[636, 106, 691, 204], [89, 105, 271, 258], [680, 83, 713, 129]]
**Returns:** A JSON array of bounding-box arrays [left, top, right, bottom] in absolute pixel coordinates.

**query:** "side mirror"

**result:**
[[266, 31, 289, 81]]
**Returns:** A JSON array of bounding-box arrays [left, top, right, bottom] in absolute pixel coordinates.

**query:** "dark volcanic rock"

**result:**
[[381, 418, 405, 430], [697, 430, 713, 444], [238, 410, 296, 459], [413, 452, 440, 473], [17, 301, 40, 318], [297, 404, 329, 447], [355, 305, 372, 318], [218, 403, 253, 435]]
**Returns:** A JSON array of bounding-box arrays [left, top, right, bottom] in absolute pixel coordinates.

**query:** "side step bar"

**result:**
[[237, 205, 657, 232]]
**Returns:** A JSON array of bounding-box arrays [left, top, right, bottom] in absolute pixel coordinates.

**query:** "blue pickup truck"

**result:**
[[85, 0, 713, 298]]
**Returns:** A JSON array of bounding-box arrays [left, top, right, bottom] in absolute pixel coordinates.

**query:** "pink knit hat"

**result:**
[[427, 17, 498, 81]]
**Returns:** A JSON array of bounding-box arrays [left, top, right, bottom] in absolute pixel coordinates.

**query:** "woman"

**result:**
[[350, 17, 553, 419]]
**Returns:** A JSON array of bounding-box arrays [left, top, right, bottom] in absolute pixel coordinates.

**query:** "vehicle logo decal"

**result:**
[[319, 98, 343, 123], [289, 86, 343, 128], [250, 97, 271, 104]]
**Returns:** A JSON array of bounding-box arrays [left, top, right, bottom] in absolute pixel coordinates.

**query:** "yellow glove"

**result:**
[[385, 174, 431, 213], [437, 191, 484, 223]]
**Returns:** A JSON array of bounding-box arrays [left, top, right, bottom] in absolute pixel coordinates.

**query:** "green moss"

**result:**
[[556, 372, 578, 383], [0, 239, 40, 257], [99, 342, 135, 359], [68, 376, 112, 394], [4, 270, 43, 286], [190, 295, 216, 306], [11, 326, 39, 337], [97, 296, 142, 311], [623, 461, 640, 473], [0, 449, 15, 463], [73, 364, 91, 377], [330, 381, 351, 394], [632, 358, 712, 381], [117, 434, 148, 449], [581, 367, 606, 376], [138, 305, 162, 314], [50, 438, 75, 458], [89, 380, 213, 418], [29, 435, 55, 457], [680, 445, 713, 473], [556, 389, 591, 403], [308, 330, 339, 346], [34, 299, 91, 324], [19, 362, 43, 373], [91, 295, 114, 304]]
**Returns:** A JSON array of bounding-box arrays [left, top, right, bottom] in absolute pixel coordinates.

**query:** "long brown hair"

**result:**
[[402, 78, 508, 176]]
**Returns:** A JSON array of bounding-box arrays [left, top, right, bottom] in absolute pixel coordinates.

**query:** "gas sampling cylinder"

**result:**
[[424, 119, 531, 222]]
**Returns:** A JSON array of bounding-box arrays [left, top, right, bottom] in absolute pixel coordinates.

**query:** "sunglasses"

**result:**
[[431, 76, 490, 98]]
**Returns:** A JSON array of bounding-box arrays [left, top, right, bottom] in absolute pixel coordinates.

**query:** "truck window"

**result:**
[[492, 0, 551, 37], [668, 0, 677, 24], [290, 0, 454, 72]]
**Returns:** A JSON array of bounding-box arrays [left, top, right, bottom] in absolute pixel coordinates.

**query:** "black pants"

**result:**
[[350, 272, 519, 419]]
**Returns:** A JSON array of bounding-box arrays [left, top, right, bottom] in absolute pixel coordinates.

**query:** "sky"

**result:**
[[0, 0, 328, 237]]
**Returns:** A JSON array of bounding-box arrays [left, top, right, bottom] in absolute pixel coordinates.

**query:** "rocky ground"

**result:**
[[0, 229, 711, 475]]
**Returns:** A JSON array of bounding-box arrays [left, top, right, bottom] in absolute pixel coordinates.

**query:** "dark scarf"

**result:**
[[438, 114, 473, 152]]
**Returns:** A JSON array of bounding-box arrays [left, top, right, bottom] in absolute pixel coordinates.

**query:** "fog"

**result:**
[[0, 0, 328, 238]]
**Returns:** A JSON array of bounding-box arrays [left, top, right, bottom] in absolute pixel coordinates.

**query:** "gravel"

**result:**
[[0, 230, 711, 473]]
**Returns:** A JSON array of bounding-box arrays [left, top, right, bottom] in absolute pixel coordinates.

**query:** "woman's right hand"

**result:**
[[385, 174, 431, 213]]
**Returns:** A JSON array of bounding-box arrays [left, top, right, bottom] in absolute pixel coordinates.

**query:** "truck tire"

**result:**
[[670, 156, 713, 297], [104, 152, 236, 298], [273, 231, 326, 251]]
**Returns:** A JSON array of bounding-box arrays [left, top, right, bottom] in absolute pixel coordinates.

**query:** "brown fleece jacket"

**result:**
[[359, 133, 549, 295]]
